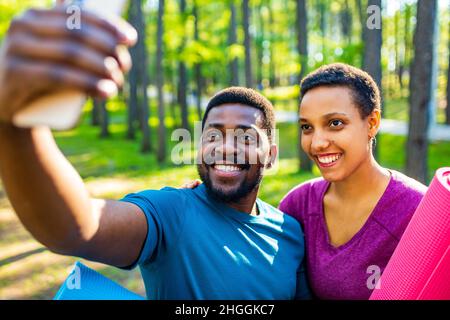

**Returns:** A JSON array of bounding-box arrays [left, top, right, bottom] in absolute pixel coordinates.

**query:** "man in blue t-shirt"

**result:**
[[0, 8, 309, 299]]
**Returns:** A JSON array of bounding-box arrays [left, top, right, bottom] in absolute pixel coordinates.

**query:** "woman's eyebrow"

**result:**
[[299, 112, 349, 123], [323, 112, 349, 119]]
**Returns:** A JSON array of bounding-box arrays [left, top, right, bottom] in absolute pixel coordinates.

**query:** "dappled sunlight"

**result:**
[[0, 249, 76, 299]]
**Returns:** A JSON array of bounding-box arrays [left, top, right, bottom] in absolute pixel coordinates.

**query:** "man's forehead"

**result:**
[[205, 104, 264, 127]]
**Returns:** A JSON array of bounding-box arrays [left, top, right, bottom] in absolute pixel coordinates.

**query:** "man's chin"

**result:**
[[197, 164, 261, 203], [204, 181, 246, 203]]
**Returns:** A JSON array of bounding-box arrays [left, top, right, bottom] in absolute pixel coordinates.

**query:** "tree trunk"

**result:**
[[228, 0, 239, 86], [126, 0, 139, 140], [127, 0, 150, 146], [363, 0, 382, 95], [394, 8, 402, 90], [98, 99, 110, 138], [296, 0, 312, 173], [242, 0, 253, 88], [156, 0, 166, 163], [317, 0, 326, 57], [406, 0, 437, 183], [340, 0, 352, 44], [357, 0, 366, 67], [178, 0, 189, 131], [268, 1, 276, 87], [136, 0, 152, 153], [193, 0, 203, 120], [363, 0, 382, 159], [255, 3, 264, 88], [91, 98, 100, 126]]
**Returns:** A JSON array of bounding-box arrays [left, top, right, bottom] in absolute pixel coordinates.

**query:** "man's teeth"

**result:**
[[317, 154, 341, 164], [214, 165, 242, 172]]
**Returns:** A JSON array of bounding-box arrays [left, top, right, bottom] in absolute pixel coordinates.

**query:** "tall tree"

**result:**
[[356, 0, 366, 52], [363, 0, 382, 96], [228, 0, 239, 86], [126, 1, 139, 140], [98, 99, 110, 138], [255, 3, 264, 88], [193, 0, 203, 120], [399, 3, 414, 91], [91, 98, 100, 126], [128, 0, 152, 152], [296, 0, 312, 172], [340, 0, 353, 44], [242, 0, 253, 88], [317, 0, 326, 56], [406, 0, 438, 183], [137, 0, 152, 153], [362, 0, 382, 159], [156, 0, 166, 163], [268, 0, 276, 87], [178, 0, 189, 131]]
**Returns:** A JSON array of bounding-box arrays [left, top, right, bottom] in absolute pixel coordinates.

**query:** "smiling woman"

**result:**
[[279, 63, 428, 300]]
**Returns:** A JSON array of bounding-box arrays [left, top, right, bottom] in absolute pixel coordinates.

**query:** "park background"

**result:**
[[0, 0, 449, 299]]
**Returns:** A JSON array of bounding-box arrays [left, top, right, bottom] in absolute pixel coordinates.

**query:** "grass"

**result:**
[[0, 100, 449, 299]]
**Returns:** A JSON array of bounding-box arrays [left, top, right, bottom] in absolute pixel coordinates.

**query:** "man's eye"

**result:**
[[204, 132, 220, 142], [208, 134, 218, 141], [330, 120, 344, 127], [239, 134, 256, 143]]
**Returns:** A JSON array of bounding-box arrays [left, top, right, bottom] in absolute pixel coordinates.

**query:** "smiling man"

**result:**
[[0, 7, 309, 300]]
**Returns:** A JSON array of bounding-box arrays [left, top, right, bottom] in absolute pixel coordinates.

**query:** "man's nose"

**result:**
[[216, 134, 243, 162]]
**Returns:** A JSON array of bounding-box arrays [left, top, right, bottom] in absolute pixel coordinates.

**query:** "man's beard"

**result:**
[[197, 164, 263, 203]]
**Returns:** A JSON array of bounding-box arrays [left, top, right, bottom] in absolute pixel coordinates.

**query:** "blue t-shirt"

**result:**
[[120, 184, 310, 300]]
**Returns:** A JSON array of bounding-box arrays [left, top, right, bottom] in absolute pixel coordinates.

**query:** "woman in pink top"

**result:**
[[279, 63, 427, 299]]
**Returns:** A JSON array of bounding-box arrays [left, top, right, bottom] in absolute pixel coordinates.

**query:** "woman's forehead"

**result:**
[[299, 86, 359, 118]]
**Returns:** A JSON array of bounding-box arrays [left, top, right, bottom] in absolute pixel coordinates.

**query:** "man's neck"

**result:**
[[226, 189, 259, 215]]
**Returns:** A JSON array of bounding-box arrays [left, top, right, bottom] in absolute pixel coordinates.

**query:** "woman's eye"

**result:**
[[300, 124, 312, 131], [330, 120, 344, 127]]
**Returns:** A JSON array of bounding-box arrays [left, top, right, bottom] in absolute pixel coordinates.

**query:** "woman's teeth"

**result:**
[[317, 154, 342, 164], [214, 164, 242, 172]]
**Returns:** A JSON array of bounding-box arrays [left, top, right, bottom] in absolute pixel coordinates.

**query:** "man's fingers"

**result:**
[[8, 13, 133, 73], [7, 34, 124, 86], [24, 7, 137, 46], [8, 56, 118, 98], [10, 15, 119, 58]]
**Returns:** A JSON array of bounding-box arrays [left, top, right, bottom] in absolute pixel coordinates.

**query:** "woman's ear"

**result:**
[[368, 109, 381, 138]]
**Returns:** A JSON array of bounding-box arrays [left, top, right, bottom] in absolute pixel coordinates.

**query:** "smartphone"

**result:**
[[12, 0, 127, 130]]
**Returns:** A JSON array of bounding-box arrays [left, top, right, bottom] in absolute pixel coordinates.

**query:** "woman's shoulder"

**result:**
[[279, 177, 328, 216], [374, 169, 428, 240], [389, 169, 428, 197]]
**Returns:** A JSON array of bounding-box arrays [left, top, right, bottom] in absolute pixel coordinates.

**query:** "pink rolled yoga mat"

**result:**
[[370, 167, 450, 300]]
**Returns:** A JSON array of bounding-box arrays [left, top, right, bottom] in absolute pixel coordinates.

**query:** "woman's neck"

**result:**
[[329, 155, 391, 201]]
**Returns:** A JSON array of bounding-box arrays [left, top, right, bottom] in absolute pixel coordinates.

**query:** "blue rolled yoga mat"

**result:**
[[54, 261, 145, 300]]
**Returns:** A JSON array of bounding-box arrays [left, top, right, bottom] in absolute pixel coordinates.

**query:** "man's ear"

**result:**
[[267, 144, 278, 169], [368, 109, 381, 138]]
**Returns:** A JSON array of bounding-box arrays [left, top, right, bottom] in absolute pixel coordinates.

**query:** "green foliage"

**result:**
[[0, 0, 52, 41]]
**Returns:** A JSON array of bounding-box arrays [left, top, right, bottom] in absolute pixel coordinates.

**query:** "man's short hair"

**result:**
[[202, 87, 276, 142], [300, 63, 381, 118]]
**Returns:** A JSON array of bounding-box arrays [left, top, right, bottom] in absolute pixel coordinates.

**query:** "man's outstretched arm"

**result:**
[[0, 7, 147, 268]]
